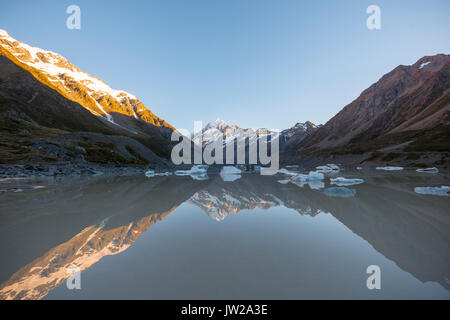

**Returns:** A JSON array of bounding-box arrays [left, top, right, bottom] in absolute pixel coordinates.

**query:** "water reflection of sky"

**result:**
[[0, 172, 449, 299]]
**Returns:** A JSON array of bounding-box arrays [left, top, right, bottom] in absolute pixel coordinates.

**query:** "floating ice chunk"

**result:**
[[278, 168, 297, 176], [316, 166, 332, 173], [330, 177, 364, 186], [356, 167, 363, 170], [323, 187, 356, 198], [277, 179, 290, 184], [290, 171, 325, 190], [175, 165, 208, 175], [145, 170, 172, 177], [414, 186, 449, 197], [220, 166, 242, 182], [145, 170, 155, 177], [416, 167, 439, 173], [220, 166, 241, 174], [291, 179, 324, 190], [155, 172, 172, 176], [190, 173, 208, 181], [291, 171, 324, 182], [190, 165, 209, 175], [327, 164, 340, 170], [221, 174, 241, 182], [376, 166, 404, 171], [307, 180, 325, 190], [316, 164, 340, 173], [175, 165, 209, 180]]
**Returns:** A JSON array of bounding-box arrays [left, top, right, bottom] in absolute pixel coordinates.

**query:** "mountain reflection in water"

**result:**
[[0, 172, 449, 299]]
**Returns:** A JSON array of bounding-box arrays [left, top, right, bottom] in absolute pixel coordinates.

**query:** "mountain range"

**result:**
[[283, 54, 450, 167], [193, 118, 316, 151], [0, 29, 448, 169]]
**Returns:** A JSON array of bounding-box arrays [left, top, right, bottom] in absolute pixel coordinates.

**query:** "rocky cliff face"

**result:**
[[279, 121, 318, 151], [285, 54, 450, 167]]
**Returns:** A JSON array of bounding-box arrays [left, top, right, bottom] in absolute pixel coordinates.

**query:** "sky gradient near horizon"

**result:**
[[1, 0, 449, 130]]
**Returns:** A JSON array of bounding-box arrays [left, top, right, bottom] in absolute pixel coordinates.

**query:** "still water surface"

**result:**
[[0, 170, 449, 299]]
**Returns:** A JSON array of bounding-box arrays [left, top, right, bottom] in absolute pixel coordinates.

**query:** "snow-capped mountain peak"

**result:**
[[194, 119, 318, 150]]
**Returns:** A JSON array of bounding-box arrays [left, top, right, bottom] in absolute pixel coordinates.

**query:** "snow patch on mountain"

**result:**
[[419, 61, 431, 69]]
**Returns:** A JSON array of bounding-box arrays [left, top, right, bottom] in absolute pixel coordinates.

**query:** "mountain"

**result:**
[[279, 121, 318, 151], [284, 54, 450, 167], [194, 118, 316, 152], [193, 118, 271, 148], [0, 29, 175, 165]]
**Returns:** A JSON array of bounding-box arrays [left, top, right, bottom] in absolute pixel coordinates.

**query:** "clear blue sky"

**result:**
[[1, 0, 449, 130]]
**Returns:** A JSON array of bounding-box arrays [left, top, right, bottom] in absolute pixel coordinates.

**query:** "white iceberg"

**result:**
[[220, 166, 242, 182], [316, 164, 340, 173], [278, 168, 298, 176], [376, 166, 404, 171], [291, 179, 325, 190], [330, 177, 364, 186], [290, 171, 325, 190], [145, 170, 155, 177], [414, 186, 449, 197], [277, 179, 290, 184], [323, 187, 356, 198], [175, 165, 209, 180], [293, 171, 325, 181], [416, 167, 439, 173]]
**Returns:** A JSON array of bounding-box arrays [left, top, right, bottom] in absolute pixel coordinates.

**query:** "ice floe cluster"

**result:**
[[277, 164, 363, 196], [145, 165, 209, 180], [175, 165, 209, 181], [277, 168, 298, 176]]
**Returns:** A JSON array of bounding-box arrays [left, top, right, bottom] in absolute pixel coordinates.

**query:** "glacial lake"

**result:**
[[0, 170, 449, 299]]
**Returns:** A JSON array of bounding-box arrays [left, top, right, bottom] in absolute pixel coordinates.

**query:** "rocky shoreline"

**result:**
[[0, 162, 174, 179]]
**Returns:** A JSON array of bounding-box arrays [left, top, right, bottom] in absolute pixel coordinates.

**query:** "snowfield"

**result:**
[[145, 170, 172, 177], [290, 171, 325, 190]]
